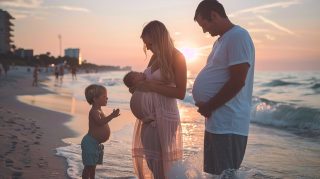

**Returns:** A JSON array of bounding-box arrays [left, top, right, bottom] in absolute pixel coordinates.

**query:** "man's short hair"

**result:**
[[194, 0, 227, 21]]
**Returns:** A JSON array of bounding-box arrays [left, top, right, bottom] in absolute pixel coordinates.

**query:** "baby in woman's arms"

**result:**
[[123, 71, 158, 127]]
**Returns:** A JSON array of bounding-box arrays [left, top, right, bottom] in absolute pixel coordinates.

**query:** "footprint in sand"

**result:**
[[22, 157, 31, 165], [5, 158, 24, 174], [12, 171, 23, 178], [10, 141, 17, 151], [12, 166, 22, 171], [5, 159, 14, 167], [23, 126, 30, 130], [14, 128, 21, 132], [35, 133, 42, 139], [37, 157, 48, 169], [23, 146, 30, 153], [10, 135, 18, 140]]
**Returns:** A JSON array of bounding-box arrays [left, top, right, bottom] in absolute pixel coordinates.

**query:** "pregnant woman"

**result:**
[[129, 20, 187, 179]]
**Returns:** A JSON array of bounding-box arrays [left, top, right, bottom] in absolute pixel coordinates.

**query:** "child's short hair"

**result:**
[[85, 84, 106, 105], [123, 71, 135, 88]]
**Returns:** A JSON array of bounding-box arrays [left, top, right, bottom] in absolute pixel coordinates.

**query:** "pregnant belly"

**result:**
[[91, 125, 110, 143], [192, 72, 225, 103], [130, 92, 154, 123]]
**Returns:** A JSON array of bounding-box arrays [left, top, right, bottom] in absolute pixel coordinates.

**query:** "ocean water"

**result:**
[[53, 70, 320, 179]]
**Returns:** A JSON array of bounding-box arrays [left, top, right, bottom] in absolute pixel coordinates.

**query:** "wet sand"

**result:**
[[0, 67, 75, 178], [0, 66, 135, 178]]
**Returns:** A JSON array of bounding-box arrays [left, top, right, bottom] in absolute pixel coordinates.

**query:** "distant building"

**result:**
[[65, 48, 82, 65], [14, 48, 34, 59], [0, 9, 14, 54]]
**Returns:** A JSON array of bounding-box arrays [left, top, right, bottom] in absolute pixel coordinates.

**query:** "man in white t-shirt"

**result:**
[[192, 0, 255, 176]]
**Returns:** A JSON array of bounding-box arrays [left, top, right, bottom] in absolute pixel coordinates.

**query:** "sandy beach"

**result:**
[[1, 67, 319, 179], [0, 66, 77, 178], [0, 66, 136, 178]]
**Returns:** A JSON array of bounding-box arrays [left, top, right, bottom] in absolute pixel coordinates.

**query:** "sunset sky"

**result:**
[[1, 0, 319, 72]]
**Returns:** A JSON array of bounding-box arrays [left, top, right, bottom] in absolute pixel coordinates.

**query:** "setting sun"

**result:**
[[178, 47, 198, 63]]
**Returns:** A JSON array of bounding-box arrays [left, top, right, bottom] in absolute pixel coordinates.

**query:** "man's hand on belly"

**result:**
[[196, 101, 212, 118]]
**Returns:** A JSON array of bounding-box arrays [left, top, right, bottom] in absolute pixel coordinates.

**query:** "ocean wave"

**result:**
[[251, 97, 320, 136], [311, 83, 320, 89], [182, 89, 195, 105], [80, 71, 126, 87], [263, 80, 301, 87], [101, 78, 123, 86], [306, 77, 320, 82]]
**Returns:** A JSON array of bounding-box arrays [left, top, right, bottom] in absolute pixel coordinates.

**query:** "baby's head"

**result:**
[[123, 71, 146, 88], [85, 84, 107, 105]]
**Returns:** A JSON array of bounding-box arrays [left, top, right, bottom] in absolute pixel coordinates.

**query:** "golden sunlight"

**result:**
[[178, 47, 198, 63]]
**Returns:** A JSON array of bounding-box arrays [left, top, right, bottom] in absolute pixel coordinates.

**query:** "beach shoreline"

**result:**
[[0, 66, 76, 178], [1, 67, 320, 179], [0, 66, 137, 178]]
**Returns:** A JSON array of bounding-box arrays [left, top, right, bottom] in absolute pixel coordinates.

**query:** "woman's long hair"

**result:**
[[141, 20, 175, 82]]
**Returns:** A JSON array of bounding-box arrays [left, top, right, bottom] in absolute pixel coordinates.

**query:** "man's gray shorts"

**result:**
[[204, 131, 248, 175]]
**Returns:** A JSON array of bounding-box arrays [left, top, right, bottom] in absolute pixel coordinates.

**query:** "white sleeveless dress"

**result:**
[[132, 67, 183, 179], [130, 91, 156, 124]]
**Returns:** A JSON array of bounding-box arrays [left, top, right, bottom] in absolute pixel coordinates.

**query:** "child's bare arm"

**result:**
[[91, 109, 120, 125]]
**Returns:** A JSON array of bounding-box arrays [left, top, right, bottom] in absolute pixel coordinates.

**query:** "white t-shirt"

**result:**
[[192, 25, 255, 136]]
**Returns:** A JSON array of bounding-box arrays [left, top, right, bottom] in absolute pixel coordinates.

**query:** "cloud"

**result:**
[[174, 32, 181, 36], [57, 6, 90, 13], [0, 0, 90, 13], [6, 9, 30, 19], [11, 13, 27, 19], [265, 34, 276, 40], [229, 0, 301, 17], [248, 28, 270, 33], [0, 0, 43, 9], [0, 0, 90, 20], [252, 38, 263, 44], [257, 15, 295, 35]]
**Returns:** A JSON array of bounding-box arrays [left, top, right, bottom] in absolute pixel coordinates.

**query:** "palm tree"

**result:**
[[11, 44, 16, 53]]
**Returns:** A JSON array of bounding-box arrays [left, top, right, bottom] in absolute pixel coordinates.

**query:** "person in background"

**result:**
[[59, 64, 64, 83], [71, 65, 77, 80], [54, 65, 59, 80], [32, 65, 39, 87]]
